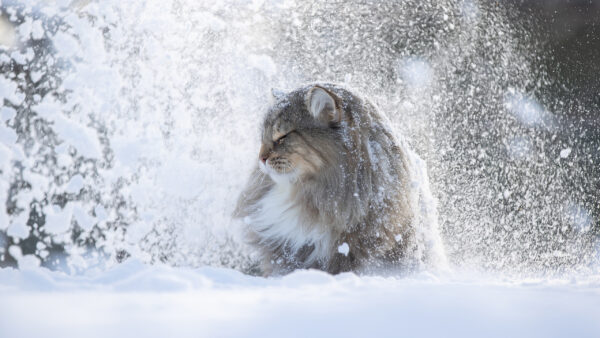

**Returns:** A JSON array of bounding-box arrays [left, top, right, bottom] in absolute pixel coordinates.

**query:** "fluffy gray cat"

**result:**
[[235, 83, 445, 276]]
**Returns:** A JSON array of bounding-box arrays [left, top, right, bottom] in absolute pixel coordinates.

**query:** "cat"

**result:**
[[234, 83, 446, 276]]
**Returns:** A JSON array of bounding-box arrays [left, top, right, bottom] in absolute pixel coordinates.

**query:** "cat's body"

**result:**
[[235, 83, 445, 276]]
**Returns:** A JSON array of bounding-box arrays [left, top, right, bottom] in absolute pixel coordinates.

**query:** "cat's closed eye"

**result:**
[[274, 132, 290, 145]]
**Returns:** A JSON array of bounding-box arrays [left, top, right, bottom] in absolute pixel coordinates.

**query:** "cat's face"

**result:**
[[258, 86, 344, 183]]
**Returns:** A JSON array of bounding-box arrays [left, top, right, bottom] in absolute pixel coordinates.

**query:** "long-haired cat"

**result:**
[[234, 83, 446, 276]]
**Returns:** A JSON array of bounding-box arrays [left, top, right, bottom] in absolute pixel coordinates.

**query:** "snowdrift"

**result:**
[[1, 260, 599, 338]]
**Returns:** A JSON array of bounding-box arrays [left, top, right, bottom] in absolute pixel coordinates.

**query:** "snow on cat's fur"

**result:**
[[235, 83, 446, 275]]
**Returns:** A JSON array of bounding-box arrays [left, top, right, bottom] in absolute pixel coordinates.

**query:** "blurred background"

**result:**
[[0, 0, 598, 275], [510, 0, 599, 107]]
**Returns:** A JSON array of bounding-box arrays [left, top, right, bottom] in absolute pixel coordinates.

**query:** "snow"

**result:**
[[94, 204, 108, 221], [0, 75, 24, 105], [0, 106, 16, 121], [30, 19, 45, 40], [399, 57, 433, 89], [34, 97, 103, 159], [72, 203, 96, 231], [337, 242, 349, 256], [0, 260, 599, 338], [6, 246, 41, 269], [507, 136, 533, 161], [505, 90, 555, 129], [0, 2, 598, 337], [6, 221, 29, 239], [0, 146, 10, 174], [65, 174, 85, 194], [0, 122, 17, 145], [4, 211, 27, 232], [29, 69, 44, 83], [248, 54, 277, 78], [125, 221, 152, 244], [156, 155, 206, 199], [52, 30, 81, 58], [565, 203, 594, 233], [43, 204, 73, 235], [50, 114, 103, 159]]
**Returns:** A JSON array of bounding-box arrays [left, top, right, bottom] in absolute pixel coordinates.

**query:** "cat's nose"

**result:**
[[258, 144, 270, 164]]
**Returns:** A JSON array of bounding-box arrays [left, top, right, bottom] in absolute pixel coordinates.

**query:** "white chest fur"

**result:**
[[245, 182, 333, 264]]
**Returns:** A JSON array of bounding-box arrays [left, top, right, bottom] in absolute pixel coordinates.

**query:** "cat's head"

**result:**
[[258, 85, 346, 183]]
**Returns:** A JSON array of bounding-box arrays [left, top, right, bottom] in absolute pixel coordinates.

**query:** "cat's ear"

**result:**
[[306, 86, 342, 124]]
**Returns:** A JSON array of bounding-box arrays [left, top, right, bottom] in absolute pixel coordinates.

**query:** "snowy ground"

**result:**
[[1, 261, 599, 338]]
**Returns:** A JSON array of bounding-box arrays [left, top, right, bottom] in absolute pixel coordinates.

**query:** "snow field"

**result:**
[[1, 260, 599, 338]]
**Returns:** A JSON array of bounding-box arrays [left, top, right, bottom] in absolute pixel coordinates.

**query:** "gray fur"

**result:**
[[234, 83, 432, 276]]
